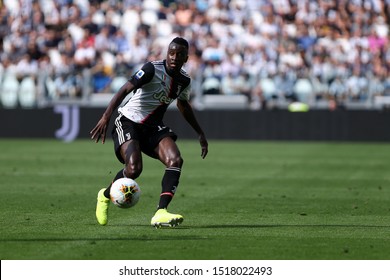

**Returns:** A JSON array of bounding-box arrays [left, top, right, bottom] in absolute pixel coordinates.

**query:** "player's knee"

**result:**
[[167, 155, 183, 168], [124, 164, 142, 179]]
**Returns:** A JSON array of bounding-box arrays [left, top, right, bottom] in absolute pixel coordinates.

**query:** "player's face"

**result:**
[[166, 43, 188, 73]]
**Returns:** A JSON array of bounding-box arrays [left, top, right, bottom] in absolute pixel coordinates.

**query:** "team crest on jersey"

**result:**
[[135, 70, 145, 80], [161, 74, 167, 86], [176, 85, 182, 96]]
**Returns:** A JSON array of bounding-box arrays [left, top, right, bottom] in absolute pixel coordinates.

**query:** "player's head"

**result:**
[[166, 37, 189, 73], [171, 37, 189, 49]]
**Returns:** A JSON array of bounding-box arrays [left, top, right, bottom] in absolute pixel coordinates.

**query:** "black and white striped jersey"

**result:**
[[118, 60, 191, 126]]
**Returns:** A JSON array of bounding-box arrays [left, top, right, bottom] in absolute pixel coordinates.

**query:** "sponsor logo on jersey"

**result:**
[[153, 91, 172, 104], [161, 74, 167, 87]]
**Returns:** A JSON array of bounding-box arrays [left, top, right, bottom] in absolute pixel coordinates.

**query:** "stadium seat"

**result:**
[[18, 76, 37, 108], [0, 74, 19, 108], [260, 78, 277, 100], [202, 77, 220, 95], [293, 78, 314, 104]]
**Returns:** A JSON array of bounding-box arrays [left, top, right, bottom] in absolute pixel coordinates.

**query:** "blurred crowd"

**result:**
[[1, 0, 390, 109]]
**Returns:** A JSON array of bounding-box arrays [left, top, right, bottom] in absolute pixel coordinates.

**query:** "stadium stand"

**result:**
[[0, 0, 389, 110]]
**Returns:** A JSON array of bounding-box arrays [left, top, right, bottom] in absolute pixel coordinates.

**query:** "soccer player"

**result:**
[[90, 37, 208, 228]]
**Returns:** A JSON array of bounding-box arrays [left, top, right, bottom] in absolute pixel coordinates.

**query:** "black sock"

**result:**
[[158, 167, 181, 209], [104, 169, 125, 198]]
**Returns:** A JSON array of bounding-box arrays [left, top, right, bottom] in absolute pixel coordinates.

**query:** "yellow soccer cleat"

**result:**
[[151, 208, 184, 228], [96, 188, 110, 225]]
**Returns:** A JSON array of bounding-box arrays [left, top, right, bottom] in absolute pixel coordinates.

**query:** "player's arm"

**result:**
[[90, 81, 135, 144], [90, 63, 155, 144], [177, 99, 208, 159]]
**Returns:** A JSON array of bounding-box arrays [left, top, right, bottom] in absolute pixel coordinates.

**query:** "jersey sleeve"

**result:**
[[128, 62, 155, 89]]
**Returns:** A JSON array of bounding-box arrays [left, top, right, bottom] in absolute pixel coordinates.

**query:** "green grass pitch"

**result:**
[[0, 139, 389, 260]]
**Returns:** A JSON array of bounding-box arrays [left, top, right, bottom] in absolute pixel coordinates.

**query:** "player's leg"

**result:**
[[103, 140, 143, 197], [96, 140, 143, 225], [156, 137, 183, 209], [96, 115, 142, 225], [151, 137, 184, 227]]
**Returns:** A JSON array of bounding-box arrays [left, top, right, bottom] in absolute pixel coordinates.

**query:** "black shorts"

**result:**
[[112, 114, 178, 163]]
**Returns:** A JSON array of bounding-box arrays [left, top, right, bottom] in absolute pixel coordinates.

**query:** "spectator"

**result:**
[[74, 30, 96, 69], [94, 26, 112, 53], [220, 72, 236, 96], [15, 53, 38, 78], [91, 53, 113, 93]]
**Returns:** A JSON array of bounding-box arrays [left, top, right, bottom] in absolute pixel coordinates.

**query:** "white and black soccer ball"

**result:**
[[110, 178, 141, 208]]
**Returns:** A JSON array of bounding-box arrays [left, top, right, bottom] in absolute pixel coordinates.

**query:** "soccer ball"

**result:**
[[110, 178, 141, 208]]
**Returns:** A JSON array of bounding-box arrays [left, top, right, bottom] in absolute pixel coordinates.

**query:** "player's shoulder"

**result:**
[[144, 60, 162, 75], [178, 69, 191, 89], [151, 60, 164, 67], [142, 61, 158, 72], [179, 68, 191, 80]]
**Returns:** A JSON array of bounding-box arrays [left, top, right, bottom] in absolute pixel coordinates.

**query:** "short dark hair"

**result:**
[[171, 37, 189, 49]]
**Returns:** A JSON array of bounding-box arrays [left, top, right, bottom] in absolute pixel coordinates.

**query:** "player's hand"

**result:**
[[199, 133, 208, 159], [90, 116, 109, 144]]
